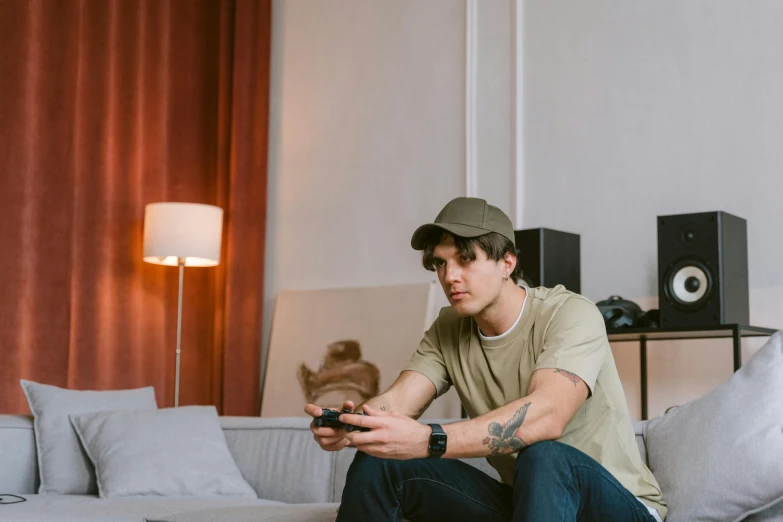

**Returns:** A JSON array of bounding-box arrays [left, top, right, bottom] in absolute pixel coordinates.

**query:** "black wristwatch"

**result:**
[[427, 423, 447, 458]]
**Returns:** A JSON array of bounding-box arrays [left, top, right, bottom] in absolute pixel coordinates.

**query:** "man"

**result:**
[[305, 197, 666, 521]]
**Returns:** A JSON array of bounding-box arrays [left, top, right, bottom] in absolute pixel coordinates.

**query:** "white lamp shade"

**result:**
[[143, 202, 223, 267]]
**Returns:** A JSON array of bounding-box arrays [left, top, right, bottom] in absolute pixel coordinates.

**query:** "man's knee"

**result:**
[[346, 451, 382, 481], [514, 440, 573, 479], [345, 451, 410, 484]]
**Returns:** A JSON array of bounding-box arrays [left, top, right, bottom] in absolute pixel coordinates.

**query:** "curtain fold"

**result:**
[[0, 0, 270, 415]]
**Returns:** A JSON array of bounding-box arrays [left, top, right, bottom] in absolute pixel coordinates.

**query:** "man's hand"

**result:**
[[342, 404, 431, 460], [304, 400, 355, 452]]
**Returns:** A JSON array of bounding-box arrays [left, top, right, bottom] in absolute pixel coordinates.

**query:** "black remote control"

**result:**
[[313, 407, 370, 432]]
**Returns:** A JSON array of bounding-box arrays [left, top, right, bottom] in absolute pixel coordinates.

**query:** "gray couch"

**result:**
[[3, 414, 781, 522], [0, 414, 501, 522]]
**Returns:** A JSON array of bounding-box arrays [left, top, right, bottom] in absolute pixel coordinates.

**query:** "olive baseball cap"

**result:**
[[410, 197, 516, 250]]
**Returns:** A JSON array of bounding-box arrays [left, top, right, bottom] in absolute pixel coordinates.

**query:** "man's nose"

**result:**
[[444, 262, 461, 283]]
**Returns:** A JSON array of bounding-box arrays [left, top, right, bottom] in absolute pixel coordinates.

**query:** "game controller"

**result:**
[[313, 407, 370, 432]]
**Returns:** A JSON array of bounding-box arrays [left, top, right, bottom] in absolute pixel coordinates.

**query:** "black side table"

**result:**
[[607, 324, 778, 420]]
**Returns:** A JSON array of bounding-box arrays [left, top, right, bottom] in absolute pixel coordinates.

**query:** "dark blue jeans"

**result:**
[[335, 441, 658, 522]]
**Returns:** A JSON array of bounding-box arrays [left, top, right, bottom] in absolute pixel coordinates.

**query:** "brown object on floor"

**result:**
[[298, 340, 381, 408]]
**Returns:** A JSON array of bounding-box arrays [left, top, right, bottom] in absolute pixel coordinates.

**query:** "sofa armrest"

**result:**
[[0, 415, 38, 494]]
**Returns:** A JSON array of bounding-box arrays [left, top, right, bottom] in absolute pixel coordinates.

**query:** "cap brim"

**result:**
[[410, 223, 492, 250]]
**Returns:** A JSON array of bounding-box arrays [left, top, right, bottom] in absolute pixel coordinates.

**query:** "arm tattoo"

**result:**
[[554, 369, 581, 387], [482, 402, 530, 455]]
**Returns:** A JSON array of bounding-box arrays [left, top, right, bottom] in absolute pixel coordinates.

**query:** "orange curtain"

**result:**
[[0, 0, 271, 415]]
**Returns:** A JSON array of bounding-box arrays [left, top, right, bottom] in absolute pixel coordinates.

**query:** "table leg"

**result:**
[[640, 336, 648, 421], [733, 327, 741, 372]]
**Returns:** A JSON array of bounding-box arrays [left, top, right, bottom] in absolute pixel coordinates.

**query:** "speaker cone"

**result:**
[[664, 259, 713, 309]]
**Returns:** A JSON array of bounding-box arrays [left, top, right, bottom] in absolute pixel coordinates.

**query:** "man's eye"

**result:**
[[460, 256, 471, 263], [434, 260, 445, 268]]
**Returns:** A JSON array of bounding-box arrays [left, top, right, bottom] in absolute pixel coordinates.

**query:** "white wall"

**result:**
[[264, 1, 515, 396], [264, 0, 783, 422], [476, 1, 514, 216], [523, 0, 783, 418]]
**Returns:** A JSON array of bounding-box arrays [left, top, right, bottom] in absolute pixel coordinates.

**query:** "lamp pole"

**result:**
[[174, 257, 185, 407]]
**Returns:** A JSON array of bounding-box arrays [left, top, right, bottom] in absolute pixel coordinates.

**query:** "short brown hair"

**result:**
[[420, 230, 523, 284]]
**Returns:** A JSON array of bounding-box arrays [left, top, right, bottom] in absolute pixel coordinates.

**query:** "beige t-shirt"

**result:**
[[403, 285, 667, 519]]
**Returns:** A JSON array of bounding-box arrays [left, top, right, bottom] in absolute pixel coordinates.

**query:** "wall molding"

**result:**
[[465, 0, 478, 198], [511, 0, 524, 229]]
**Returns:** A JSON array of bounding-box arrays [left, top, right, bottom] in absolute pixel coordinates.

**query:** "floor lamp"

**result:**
[[142, 202, 223, 407]]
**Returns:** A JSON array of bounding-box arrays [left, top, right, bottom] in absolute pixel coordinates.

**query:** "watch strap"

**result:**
[[427, 423, 447, 458]]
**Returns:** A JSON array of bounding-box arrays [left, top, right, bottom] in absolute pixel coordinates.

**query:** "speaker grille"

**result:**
[[662, 258, 713, 309]]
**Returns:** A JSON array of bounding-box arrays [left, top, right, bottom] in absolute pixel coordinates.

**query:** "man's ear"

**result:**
[[503, 251, 517, 274]]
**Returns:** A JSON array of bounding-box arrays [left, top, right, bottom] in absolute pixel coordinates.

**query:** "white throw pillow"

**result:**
[[645, 331, 783, 522], [70, 406, 257, 498], [20, 379, 158, 494]]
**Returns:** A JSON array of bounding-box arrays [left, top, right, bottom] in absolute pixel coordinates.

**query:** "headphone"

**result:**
[[596, 296, 658, 329]]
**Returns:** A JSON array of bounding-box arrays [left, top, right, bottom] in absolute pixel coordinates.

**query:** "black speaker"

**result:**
[[657, 211, 749, 328], [514, 228, 580, 293]]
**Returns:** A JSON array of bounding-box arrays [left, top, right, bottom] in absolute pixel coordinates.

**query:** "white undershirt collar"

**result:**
[[478, 287, 528, 341]]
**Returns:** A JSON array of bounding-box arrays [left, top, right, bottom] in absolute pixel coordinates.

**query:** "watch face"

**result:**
[[429, 433, 447, 455]]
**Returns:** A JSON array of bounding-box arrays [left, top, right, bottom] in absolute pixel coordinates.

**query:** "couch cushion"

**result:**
[[220, 417, 343, 503], [633, 420, 648, 465], [0, 415, 38, 494], [144, 503, 340, 522], [743, 499, 783, 522], [0, 494, 283, 522], [70, 406, 256, 498], [645, 331, 783, 522], [20, 379, 157, 495]]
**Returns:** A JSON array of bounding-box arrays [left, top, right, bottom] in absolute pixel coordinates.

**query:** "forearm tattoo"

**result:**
[[482, 402, 530, 455], [554, 369, 581, 387]]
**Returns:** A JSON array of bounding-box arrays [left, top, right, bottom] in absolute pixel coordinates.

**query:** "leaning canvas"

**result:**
[[261, 283, 461, 419]]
